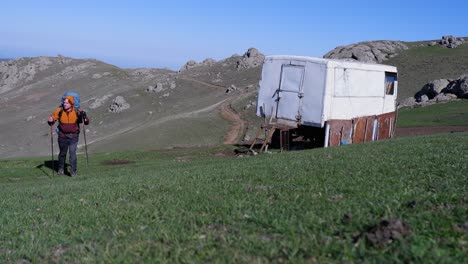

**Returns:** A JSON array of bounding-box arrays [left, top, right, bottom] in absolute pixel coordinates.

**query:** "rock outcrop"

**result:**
[[202, 58, 216, 66], [439, 35, 465, 48], [414, 79, 450, 100], [179, 58, 217, 72], [323, 41, 408, 63], [108, 96, 130, 113], [236, 48, 264, 69], [225, 84, 237, 94], [146, 79, 176, 93], [415, 74, 468, 102], [443, 74, 468, 98], [147, 83, 164, 93], [403, 74, 468, 108], [179, 60, 199, 72], [89, 94, 114, 109]]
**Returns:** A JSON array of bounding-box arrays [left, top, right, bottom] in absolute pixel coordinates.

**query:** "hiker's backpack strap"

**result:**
[[75, 109, 82, 124], [58, 106, 64, 120]]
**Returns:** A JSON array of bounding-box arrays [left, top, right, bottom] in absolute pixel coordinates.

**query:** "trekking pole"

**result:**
[[82, 120, 89, 166], [50, 125, 54, 176]]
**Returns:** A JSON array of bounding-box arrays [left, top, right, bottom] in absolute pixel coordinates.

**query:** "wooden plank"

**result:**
[[249, 126, 264, 151], [259, 127, 276, 152]]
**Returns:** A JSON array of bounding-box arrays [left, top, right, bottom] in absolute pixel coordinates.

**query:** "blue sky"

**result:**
[[1, 0, 466, 70]]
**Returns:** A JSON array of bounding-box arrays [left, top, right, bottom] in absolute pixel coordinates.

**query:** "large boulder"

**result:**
[[324, 41, 408, 63], [443, 74, 468, 98], [434, 93, 458, 102], [414, 79, 450, 101]]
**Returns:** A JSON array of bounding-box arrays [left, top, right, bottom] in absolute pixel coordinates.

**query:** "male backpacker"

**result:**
[[48, 92, 89, 176]]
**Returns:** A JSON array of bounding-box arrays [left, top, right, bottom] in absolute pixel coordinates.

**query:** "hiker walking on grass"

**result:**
[[48, 95, 89, 176]]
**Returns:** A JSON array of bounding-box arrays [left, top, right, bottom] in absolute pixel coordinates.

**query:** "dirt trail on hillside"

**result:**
[[184, 78, 257, 145], [219, 102, 246, 144], [85, 99, 228, 146], [179, 77, 227, 89]]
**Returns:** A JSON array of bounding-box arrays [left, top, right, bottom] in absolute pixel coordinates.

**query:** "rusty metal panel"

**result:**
[[378, 116, 390, 140], [352, 117, 367, 144], [388, 112, 396, 138], [328, 120, 352, 146], [340, 121, 353, 145], [328, 112, 395, 147], [364, 116, 376, 142], [328, 121, 342, 146], [377, 112, 396, 140]]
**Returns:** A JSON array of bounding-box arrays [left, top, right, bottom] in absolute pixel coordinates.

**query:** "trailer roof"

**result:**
[[265, 55, 397, 72]]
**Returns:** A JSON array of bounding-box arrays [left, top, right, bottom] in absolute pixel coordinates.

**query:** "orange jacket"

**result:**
[[50, 107, 87, 136]]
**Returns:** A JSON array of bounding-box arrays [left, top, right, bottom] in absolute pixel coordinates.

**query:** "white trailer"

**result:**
[[256, 55, 398, 147]]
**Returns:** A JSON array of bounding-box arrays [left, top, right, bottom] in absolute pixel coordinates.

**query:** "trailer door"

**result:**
[[276, 65, 305, 122]]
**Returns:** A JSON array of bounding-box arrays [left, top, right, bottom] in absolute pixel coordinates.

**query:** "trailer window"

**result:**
[[385, 72, 397, 95]]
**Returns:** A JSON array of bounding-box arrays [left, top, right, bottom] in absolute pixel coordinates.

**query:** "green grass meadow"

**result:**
[[397, 100, 468, 127], [1, 132, 467, 262]]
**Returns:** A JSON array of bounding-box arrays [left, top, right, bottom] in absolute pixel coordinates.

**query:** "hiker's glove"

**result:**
[[81, 111, 90, 125], [48, 116, 54, 126]]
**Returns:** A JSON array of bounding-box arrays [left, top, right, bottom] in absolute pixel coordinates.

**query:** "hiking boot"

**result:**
[[57, 169, 64, 175], [70, 171, 78, 177]]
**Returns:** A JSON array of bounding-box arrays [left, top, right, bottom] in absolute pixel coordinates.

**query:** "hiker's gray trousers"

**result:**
[[58, 136, 78, 172]]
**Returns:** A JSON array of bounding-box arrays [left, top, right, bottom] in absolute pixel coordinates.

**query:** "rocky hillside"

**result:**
[[0, 49, 264, 158], [2, 36, 467, 158], [324, 36, 465, 63], [324, 40, 409, 63]]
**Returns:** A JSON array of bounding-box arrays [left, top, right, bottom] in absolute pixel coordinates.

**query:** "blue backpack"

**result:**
[[61, 91, 80, 108]]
